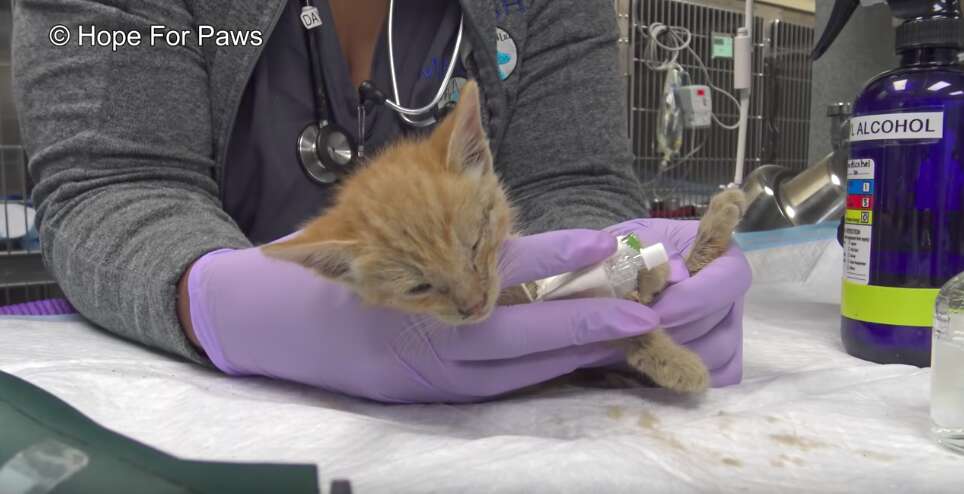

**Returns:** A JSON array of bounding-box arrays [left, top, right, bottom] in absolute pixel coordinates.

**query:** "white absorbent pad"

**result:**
[[1, 239, 962, 493]]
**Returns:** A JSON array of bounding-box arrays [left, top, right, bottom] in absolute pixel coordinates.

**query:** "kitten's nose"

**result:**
[[458, 295, 487, 319]]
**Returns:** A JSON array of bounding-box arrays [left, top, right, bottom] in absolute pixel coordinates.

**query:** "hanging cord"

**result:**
[[640, 132, 709, 189], [639, 22, 741, 129], [641, 22, 691, 72]]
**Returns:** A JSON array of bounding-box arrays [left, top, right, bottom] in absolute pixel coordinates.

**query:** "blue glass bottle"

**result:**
[[841, 46, 964, 366]]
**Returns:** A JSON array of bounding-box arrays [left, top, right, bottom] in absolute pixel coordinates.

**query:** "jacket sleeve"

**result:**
[[494, 0, 648, 234], [12, 1, 252, 363]]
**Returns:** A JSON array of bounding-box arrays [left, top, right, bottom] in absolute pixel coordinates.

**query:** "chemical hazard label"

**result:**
[[847, 158, 874, 180], [844, 158, 875, 285], [843, 224, 872, 284], [847, 179, 874, 195], [846, 195, 873, 210], [845, 209, 873, 225]]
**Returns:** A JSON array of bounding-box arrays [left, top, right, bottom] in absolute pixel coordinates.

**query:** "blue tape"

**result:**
[[733, 221, 838, 252], [0, 198, 39, 249]]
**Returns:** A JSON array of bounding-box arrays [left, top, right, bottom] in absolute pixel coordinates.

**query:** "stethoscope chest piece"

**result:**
[[298, 121, 357, 184], [296, 0, 464, 184]]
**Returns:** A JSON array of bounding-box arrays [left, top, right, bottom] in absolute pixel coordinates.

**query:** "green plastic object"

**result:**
[[621, 233, 642, 252], [711, 33, 734, 59], [0, 370, 319, 493]]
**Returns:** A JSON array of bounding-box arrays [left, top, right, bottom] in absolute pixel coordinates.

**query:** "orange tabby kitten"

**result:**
[[263, 81, 514, 325], [263, 80, 746, 393]]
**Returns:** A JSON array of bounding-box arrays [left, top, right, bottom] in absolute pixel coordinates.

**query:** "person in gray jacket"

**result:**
[[12, 0, 749, 403]]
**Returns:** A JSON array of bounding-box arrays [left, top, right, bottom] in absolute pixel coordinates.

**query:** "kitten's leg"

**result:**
[[684, 188, 747, 273], [626, 329, 711, 393], [624, 190, 746, 394], [626, 262, 710, 393]]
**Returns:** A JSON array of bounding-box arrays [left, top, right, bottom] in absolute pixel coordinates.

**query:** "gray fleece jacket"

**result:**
[[12, 0, 647, 364]]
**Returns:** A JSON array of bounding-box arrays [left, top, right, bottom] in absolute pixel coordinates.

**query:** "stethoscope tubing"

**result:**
[[304, 0, 331, 126], [386, 0, 464, 126], [305, 0, 463, 125], [298, 0, 464, 182]]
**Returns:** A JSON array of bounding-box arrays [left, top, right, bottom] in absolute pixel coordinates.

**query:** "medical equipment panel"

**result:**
[[676, 84, 713, 128]]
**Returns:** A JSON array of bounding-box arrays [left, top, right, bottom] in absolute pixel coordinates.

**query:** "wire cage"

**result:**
[[0, 148, 60, 306], [0, 1, 814, 305], [0, 4, 60, 305], [629, 0, 814, 217]]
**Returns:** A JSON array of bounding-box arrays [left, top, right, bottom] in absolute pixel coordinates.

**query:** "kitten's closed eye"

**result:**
[[407, 283, 433, 295], [470, 204, 494, 253]]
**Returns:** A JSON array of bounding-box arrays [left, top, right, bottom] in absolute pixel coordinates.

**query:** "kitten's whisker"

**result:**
[[397, 315, 470, 363], [497, 257, 528, 278], [396, 328, 428, 359], [402, 321, 435, 336], [497, 264, 532, 286], [496, 257, 516, 272], [404, 315, 446, 335], [396, 318, 441, 360]]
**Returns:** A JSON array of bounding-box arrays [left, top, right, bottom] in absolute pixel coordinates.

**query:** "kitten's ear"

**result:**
[[445, 81, 493, 180], [262, 239, 357, 281]]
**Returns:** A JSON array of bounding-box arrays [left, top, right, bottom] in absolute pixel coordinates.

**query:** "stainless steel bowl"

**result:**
[[779, 152, 846, 226], [738, 164, 795, 232], [737, 153, 846, 232]]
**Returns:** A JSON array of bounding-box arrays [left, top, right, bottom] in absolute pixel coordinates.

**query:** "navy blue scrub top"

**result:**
[[224, 0, 465, 244]]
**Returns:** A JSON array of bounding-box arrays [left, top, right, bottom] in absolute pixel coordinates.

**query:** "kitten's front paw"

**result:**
[[645, 346, 710, 393], [626, 333, 710, 393], [706, 188, 748, 230]]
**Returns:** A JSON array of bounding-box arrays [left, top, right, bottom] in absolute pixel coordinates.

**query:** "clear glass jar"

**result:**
[[931, 270, 964, 454]]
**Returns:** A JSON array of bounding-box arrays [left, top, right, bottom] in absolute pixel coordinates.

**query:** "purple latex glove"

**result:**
[[605, 218, 751, 387], [188, 229, 662, 403]]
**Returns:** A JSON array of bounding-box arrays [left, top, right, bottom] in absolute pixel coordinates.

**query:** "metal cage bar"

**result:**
[[0, 2, 59, 304]]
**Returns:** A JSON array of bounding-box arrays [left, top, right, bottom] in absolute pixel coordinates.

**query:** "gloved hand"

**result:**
[[605, 218, 751, 387], [187, 230, 663, 403]]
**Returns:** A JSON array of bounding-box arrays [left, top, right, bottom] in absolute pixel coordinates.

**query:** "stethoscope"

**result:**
[[297, 0, 464, 184]]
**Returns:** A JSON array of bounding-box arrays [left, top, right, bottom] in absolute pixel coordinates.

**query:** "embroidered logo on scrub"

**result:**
[[496, 27, 518, 80]]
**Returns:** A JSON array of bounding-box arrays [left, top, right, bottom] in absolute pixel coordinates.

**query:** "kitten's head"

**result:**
[[263, 81, 514, 325]]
